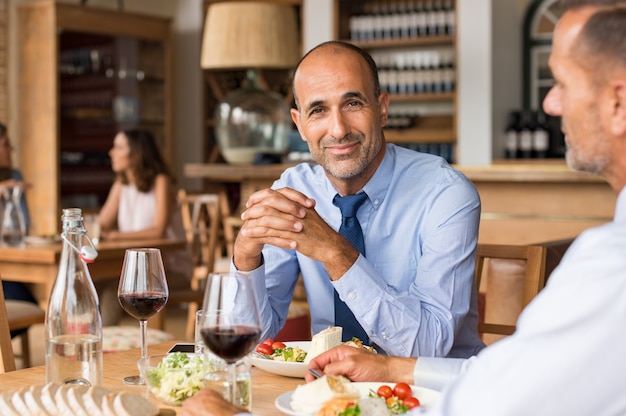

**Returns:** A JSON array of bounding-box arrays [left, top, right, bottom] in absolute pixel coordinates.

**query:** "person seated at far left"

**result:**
[[0, 121, 40, 337], [97, 128, 192, 326]]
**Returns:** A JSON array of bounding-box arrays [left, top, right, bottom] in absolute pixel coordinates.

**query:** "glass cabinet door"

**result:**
[[523, 0, 565, 157], [523, 0, 563, 109], [59, 32, 167, 208]]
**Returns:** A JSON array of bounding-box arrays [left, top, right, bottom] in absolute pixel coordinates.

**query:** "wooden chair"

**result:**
[[168, 189, 221, 340], [5, 298, 45, 368], [217, 188, 243, 262], [0, 276, 17, 373], [0, 275, 45, 369], [475, 243, 548, 344]]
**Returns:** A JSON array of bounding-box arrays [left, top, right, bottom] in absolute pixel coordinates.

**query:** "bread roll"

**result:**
[[24, 385, 52, 416], [0, 392, 20, 416]]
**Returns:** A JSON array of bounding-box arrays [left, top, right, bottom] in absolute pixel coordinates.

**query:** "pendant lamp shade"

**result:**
[[201, 2, 300, 70]]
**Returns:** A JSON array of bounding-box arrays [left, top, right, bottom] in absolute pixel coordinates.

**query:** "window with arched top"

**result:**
[[523, 0, 565, 110], [522, 0, 566, 157]]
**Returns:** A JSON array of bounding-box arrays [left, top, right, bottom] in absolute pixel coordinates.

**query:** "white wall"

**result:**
[[302, 0, 333, 53], [457, 0, 492, 165], [491, 0, 531, 161], [171, 0, 204, 191]]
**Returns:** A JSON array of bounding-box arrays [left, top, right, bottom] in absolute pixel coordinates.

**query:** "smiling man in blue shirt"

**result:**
[[231, 41, 484, 359]]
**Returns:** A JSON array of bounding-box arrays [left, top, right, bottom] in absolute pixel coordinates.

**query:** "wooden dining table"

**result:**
[[0, 341, 304, 415], [0, 238, 186, 307]]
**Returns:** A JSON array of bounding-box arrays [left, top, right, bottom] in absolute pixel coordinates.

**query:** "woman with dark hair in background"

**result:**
[[97, 129, 192, 326]]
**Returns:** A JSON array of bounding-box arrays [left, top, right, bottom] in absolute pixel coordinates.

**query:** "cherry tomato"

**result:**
[[272, 341, 287, 349], [262, 338, 274, 346], [376, 385, 393, 399], [256, 343, 274, 355], [393, 383, 413, 400], [403, 397, 421, 409]]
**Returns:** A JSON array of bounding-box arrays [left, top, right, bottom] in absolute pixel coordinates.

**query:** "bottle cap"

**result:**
[[80, 246, 98, 263]]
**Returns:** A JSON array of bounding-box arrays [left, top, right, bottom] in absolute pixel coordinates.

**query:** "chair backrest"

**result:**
[[0, 275, 17, 373], [475, 243, 548, 344], [178, 189, 221, 283], [218, 189, 243, 259]]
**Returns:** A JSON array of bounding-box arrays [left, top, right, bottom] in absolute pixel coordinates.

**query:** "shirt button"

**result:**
[[382, 332, 389, 340], [348, 292, 356, 300]]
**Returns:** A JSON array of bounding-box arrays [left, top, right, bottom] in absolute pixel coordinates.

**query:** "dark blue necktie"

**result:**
[[332, 192, 369, 343]]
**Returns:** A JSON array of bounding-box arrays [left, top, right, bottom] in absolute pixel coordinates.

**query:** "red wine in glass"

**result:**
[[201, 325, 261, 363], [200, 273, 262, 405], [118, 291, 168, 320], [117, 248, 168, 385]]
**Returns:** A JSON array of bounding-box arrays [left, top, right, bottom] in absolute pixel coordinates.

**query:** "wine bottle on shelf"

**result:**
[[413, 52, 425, 94], [444, 0, 455, 35], [504, 110, 521, 159], [547, 115, 566, 158], [387, 59, 399, 95], [424, 0, 438, 36], [349, 3, 362, 42], [45, 208, 102, 386], [398, 0, 411, 38], [371, 2, 383, 41], [422, 52, 434, 93], [360, 3, 374, 42], [442, 49, 455, 92], [518, 110, 534, 159], [414, 1, 428, 37], [388, 0, 401, 39], [402, 52, 416, 95], [433, 0, 446, 35], [532, 110, 550, 158]]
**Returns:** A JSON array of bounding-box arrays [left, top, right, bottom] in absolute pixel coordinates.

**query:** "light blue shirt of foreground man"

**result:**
[[252, 145, 482, 358], [180, 1, 626, 416], [229, 39, 484, 359]]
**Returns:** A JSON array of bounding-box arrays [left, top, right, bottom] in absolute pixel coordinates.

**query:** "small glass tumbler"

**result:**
[[203, 358, 252, 411], [194, 309, 205, 354]]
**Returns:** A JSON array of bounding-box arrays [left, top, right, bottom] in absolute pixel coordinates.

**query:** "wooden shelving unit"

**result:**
[[17, 0, 172, 235], [334, 0, 457, 161]]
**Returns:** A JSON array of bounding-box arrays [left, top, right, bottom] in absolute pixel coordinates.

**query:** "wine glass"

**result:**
[[117, 248, 169, 385], [200, 272, 261, 405]]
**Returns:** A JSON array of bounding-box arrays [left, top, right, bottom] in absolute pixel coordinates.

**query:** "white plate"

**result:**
[[275, 382, 441, 416], [249, 341, 310, 378]]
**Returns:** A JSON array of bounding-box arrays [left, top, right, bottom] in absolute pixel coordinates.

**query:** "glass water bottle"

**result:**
[[0, 185, 26, 247], [45, 208, 103, 385]]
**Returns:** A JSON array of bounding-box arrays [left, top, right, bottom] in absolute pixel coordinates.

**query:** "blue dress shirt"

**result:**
[[247, 144, 485, 358]]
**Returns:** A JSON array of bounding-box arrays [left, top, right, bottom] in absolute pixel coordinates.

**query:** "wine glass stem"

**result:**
[[140, 318, 148, 358], [228, 362, 238, 404]]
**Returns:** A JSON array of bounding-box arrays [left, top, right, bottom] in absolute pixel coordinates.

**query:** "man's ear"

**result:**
[[610, 79, 626, 137], [290, 108, 307, 142], [378, 92, 390, 128]]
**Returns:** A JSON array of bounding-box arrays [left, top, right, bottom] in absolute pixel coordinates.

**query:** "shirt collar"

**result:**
[[614, 185, 626, 223], [360, 143, 395, 211]]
